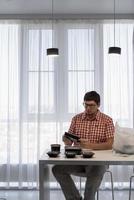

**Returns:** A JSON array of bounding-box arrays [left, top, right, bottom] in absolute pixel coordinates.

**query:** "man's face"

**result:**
[[83, 100, 99, 115]]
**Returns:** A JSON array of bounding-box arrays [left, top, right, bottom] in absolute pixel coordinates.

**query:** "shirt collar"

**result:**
[[82, 110, 100, 121]]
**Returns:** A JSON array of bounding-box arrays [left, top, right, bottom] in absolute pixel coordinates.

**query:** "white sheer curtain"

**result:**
[[0, 19, 133, 189], [102, 22, 134, 188], [103, 22, 134, 127]]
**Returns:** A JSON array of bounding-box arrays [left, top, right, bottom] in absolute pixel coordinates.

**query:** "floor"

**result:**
[[0, 189, 134, 200]]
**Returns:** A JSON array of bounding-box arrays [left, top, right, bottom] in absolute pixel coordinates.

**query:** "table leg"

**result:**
[[39, 162, 50, 200]]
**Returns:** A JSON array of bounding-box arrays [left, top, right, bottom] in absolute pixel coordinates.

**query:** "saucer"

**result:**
[[47, 151, 59, 158]]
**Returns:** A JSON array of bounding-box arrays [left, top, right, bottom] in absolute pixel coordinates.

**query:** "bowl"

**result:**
[[47, 151, 59, 158], [82, 151, 94, 158], [65, 151, 76, 158], [65, 146, 82, 155]]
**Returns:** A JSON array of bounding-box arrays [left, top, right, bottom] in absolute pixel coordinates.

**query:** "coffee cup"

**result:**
[[51, 144, 61, 152]]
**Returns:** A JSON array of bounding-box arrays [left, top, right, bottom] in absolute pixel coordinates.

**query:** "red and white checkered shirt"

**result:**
[[68, 110, 114, 143]]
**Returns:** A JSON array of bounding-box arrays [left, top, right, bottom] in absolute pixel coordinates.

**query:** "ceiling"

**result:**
[[0, 0, 134, 15]]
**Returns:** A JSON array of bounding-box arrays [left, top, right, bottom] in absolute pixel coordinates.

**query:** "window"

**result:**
[[23, 23, 100, 121], [0, 20, 133, 187]]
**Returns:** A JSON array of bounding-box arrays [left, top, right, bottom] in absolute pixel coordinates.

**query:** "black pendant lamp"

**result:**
[[47, 0, 59, 57], [47, 48, 59, 56], [108, 0, 121, 55]]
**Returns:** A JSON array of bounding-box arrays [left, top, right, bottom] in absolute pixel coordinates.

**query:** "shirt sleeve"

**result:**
[[68, 117, 76, 134], [105, 118, 115, 139]]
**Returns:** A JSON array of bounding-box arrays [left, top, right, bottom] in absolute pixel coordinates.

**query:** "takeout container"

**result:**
[[64, 132, 80, 142], [65, 146, 82, 155]]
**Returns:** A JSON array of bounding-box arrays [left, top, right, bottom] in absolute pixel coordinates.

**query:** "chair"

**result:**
[[79, 170, 114, 200], [96, 170, 114, 200], [129, 167, 134, 200], [129, 175, 134, 200]]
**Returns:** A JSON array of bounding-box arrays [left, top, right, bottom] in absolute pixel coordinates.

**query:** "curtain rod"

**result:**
[[0, 14, 134, 20]]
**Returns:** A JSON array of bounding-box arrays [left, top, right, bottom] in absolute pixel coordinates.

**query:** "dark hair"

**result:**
[[84, 91, 100, 105]]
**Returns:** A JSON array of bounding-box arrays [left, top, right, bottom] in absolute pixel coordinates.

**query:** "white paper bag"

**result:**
[[113, 123, 134, 154]]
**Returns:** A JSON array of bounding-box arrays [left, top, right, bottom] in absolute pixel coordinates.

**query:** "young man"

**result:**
[[52, 91, 115, 200]]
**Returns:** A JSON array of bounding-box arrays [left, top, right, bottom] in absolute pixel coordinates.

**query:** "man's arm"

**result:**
[[80, 137, 114, 150], [62, 116, 76, 146]]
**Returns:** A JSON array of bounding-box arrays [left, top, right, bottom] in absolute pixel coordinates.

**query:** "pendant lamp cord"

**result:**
[[52, 0, 54, 47], [114, 0, 115, 46]]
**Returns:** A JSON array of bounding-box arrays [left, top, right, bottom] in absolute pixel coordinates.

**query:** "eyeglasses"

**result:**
[[83, 102, 97, 108]]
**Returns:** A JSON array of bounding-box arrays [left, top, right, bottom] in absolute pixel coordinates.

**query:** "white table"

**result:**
[[39, 150, 134, 200]]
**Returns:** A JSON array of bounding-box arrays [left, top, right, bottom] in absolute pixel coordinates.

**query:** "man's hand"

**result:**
[[62, 135, 72, 146], [79, 138, 114, 150]]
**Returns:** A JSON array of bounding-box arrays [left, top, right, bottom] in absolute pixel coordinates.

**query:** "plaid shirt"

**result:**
[[68, 110, 114, 143]]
